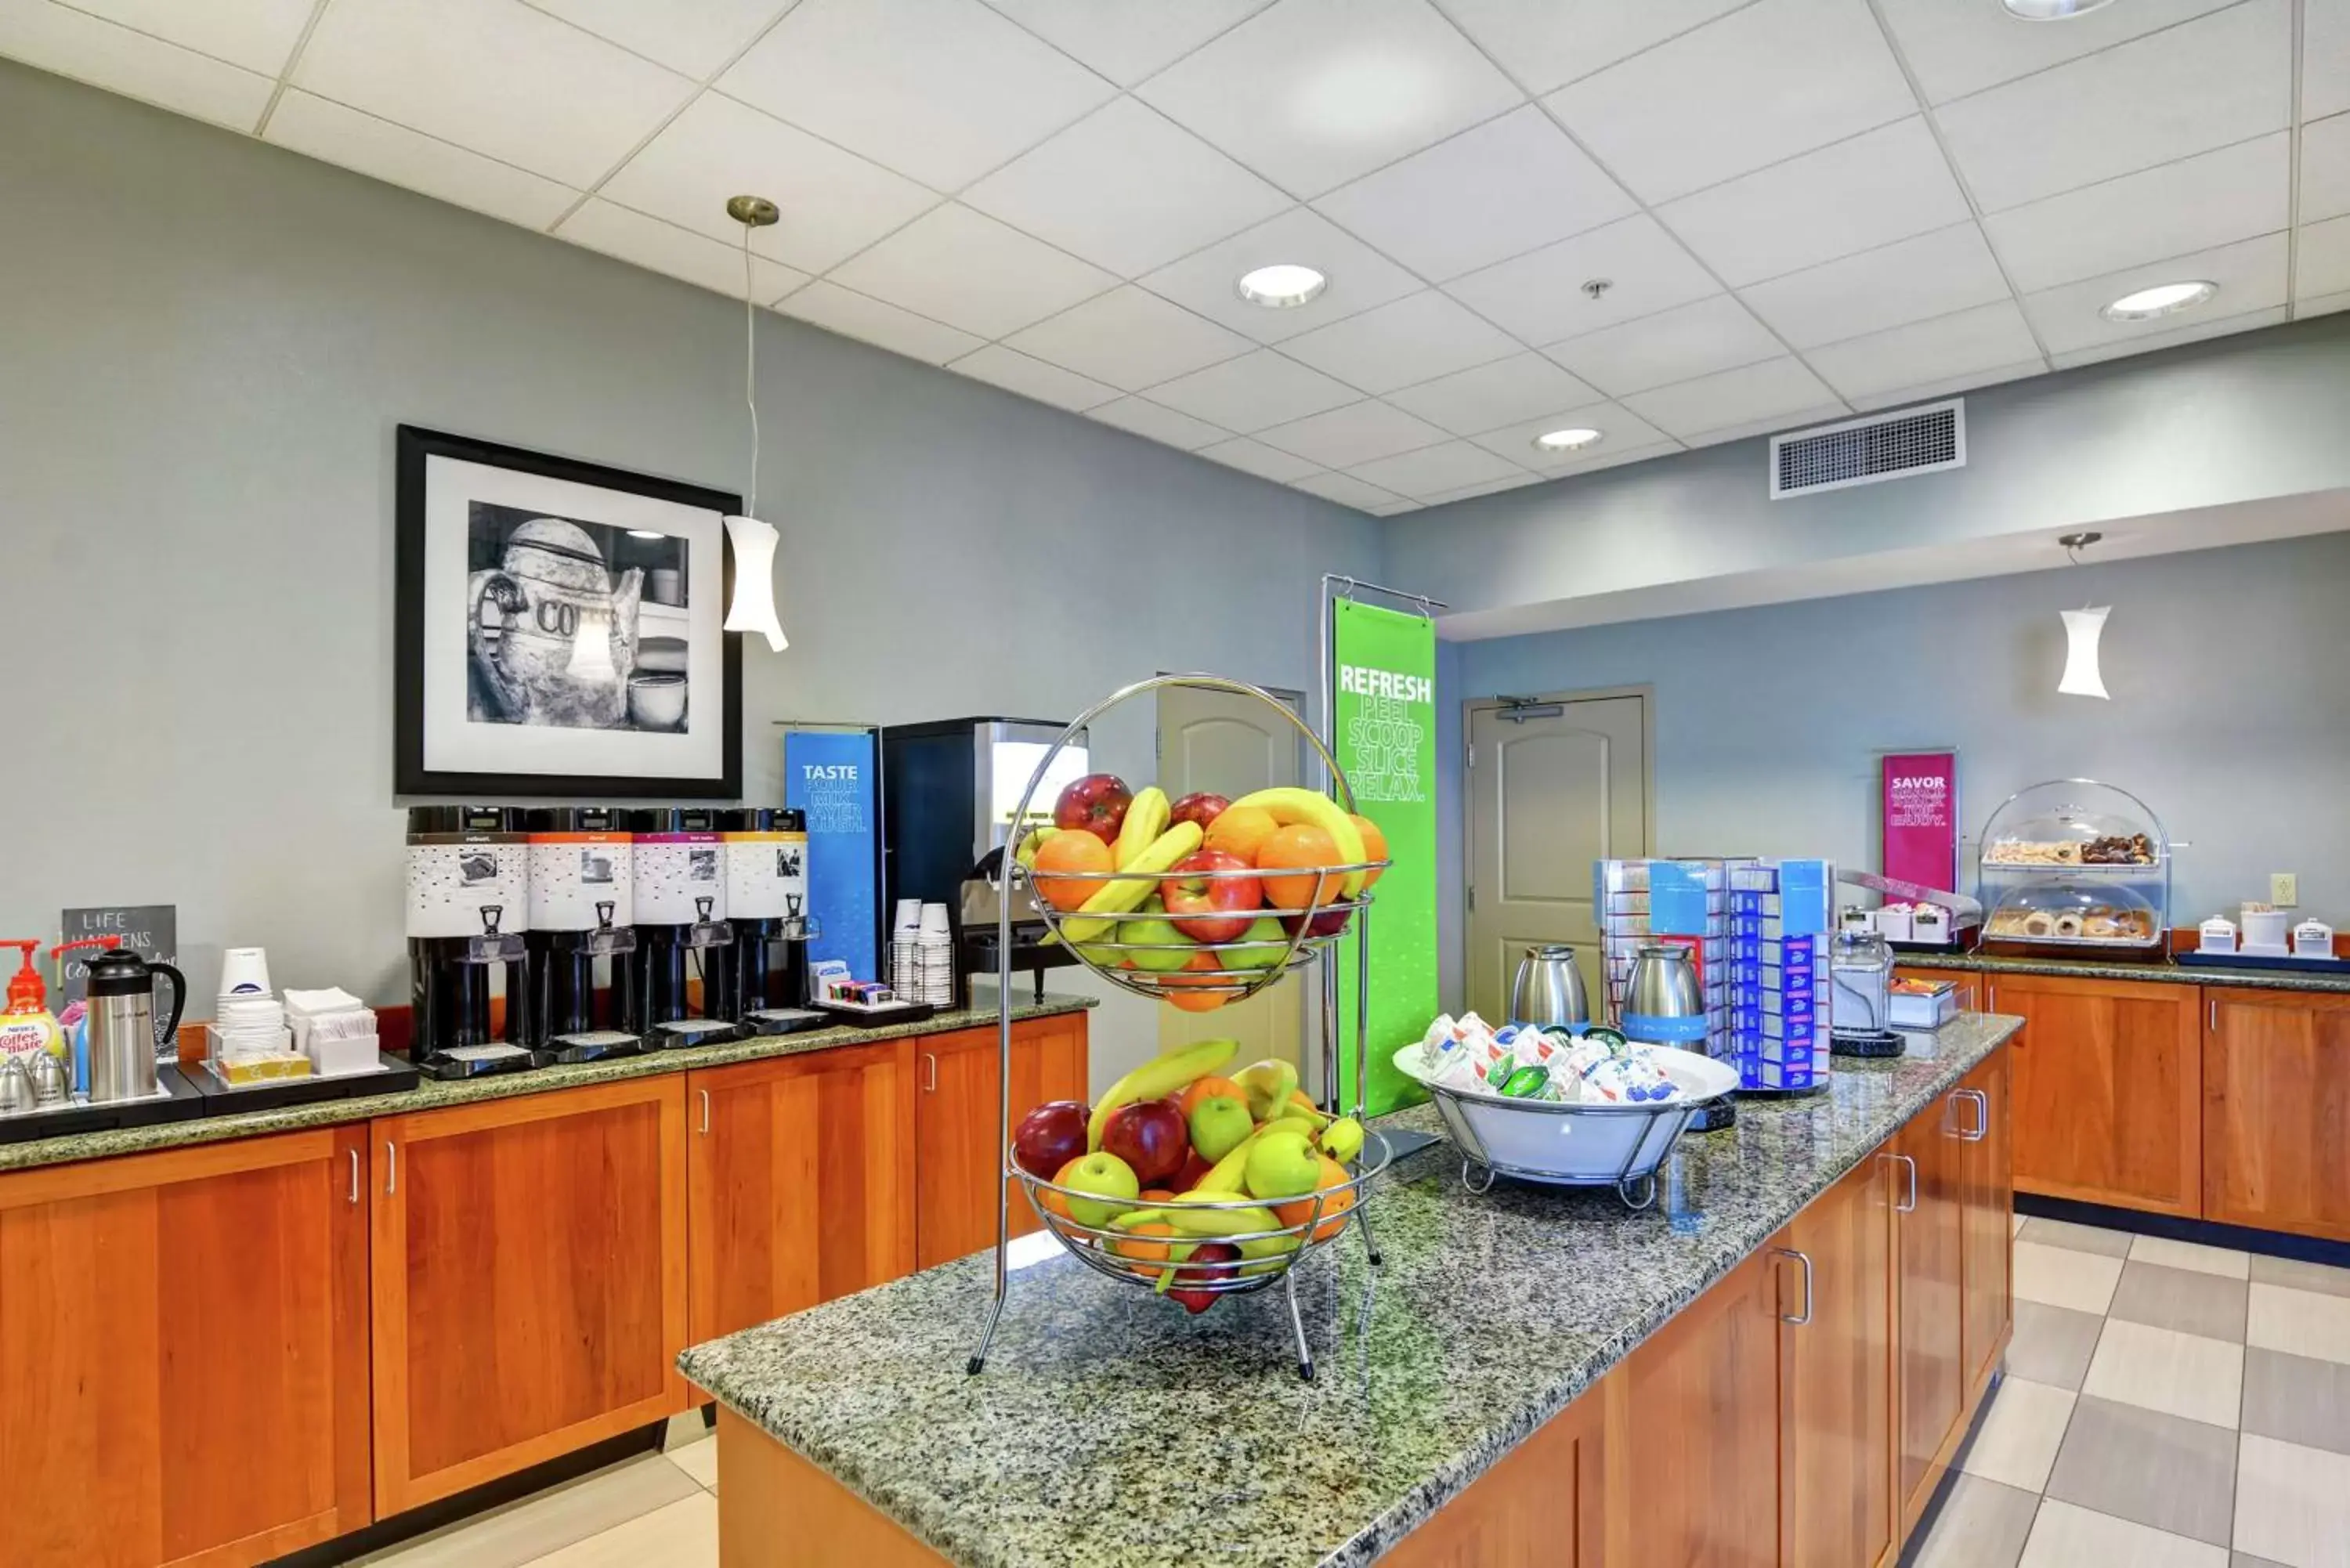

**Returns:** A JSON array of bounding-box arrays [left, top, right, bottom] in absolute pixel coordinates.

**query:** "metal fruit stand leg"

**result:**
[[966, 674, 1392, 1382]]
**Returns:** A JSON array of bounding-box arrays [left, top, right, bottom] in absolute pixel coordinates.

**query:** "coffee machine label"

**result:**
[[634, 836, 727, 926], [723, 830, 808, 919], [527, 833, 635, 932], [406, 836, 530, 941]]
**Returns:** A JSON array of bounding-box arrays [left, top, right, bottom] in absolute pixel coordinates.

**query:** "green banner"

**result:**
[[1332, 599, 1437, 1115]]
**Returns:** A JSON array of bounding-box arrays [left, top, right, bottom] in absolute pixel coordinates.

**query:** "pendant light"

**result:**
[[2055, 532, 2110, 699], [723, 194, 788, 652]]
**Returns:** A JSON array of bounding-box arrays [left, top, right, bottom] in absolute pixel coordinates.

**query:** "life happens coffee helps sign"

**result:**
[[58, 905, 176, 1003]]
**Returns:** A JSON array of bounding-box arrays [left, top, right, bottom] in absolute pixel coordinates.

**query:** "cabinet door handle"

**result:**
[[1962, 1087, 1990, 1141], [1772, 1248, 1814, 1326], [385, 1141, 396, 1197], [1893, 1152, 1918, 1212], [923, 1052, 937, 1093], [700, 1088, 711, 1136], [349, 1148, 360, 1206], [2210, 998, 2218, 1033]]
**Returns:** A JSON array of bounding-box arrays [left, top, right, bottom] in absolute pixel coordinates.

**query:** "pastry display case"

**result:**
[[1977, 779, 2170, 956]]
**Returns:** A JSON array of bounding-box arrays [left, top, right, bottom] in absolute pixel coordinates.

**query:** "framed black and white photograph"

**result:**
[[396, 425, 742, 797]]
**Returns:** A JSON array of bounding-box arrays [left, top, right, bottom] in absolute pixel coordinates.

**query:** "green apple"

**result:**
[[1238, 1231, 1302, 1277], [1243, 1129, 1321, 1201], [1188, 1094, 1255, 1164], [1223, 916, 1290, 971], [1079, 896, 1195, 973], [1317, 1116, 1365, 1165], [1059, 1150, 1140, 1230]]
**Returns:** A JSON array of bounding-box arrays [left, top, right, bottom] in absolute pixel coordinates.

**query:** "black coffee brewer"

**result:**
[[404, 805, 537, 1078], [715, 807, 822, 1035], [627, 807, 746, 1048], [525, 807, 645, 1061]]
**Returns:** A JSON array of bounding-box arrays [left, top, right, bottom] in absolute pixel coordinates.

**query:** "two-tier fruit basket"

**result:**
[[967, 674, 1394, 1382]]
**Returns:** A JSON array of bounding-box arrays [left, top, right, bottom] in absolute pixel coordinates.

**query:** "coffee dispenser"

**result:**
[[627, 807, 743, 1047], [405, 805, 537, 1078], [526, 807, 644, 1061], [718, 807, 820, 1033]]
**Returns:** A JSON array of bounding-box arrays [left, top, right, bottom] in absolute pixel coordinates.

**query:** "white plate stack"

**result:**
[[916, 903, 954, 1008]]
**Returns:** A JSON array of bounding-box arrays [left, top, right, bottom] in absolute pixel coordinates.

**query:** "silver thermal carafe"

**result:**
[[82, 945, 185, 1104], [406, 805, 537, 1078], [525, 806, 644, 1062], [715, 807, 819, 1033], [627, 807, 745, 1048], [1620, 942, 1732, 1130], [1509, 945, 1590, 1030]]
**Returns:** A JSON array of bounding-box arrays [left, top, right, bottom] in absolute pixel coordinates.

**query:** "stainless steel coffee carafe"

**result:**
[[1509, 945, 1589, 1030], [83, 946, 185, 1104]]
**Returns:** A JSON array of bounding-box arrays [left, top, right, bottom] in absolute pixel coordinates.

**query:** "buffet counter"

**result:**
[[1900, 949, 2350, 994], [682, 1013, 2021, 1568]]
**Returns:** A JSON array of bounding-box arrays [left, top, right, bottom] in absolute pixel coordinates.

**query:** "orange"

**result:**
[[1257, 823, 1342, 913], [1285, 1087, 1323, 1118], [1162, 951, 1231, 1013], [1139, 1187, 1177, 1205], [1203, 804, 1279, 864], [1032, 830, 1112, 912], [1112, 1219, 1177, 1271], [1348, 815, 1389, 889], [1273, 1154, 1356, 1244], [1040, 1158, 1083, 1224], [1178, 1075, 1247, 1118]]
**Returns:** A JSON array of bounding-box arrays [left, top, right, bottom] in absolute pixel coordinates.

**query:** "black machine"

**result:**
[[714, 807, 823, 1033], [524, 806, 644, 1062], [627, 807, 745, 1049], [403, 805, 538, 1078]]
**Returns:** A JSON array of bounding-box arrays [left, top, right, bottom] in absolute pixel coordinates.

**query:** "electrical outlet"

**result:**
[[2272, 873, 2299, 908]]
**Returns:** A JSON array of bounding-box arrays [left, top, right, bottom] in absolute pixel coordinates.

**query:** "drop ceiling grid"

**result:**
[[0, 0, 2336, 514]]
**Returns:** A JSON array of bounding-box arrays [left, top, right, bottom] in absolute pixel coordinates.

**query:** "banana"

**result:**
[[1110, 1198, 1280, 1240], [1113, 787, 1170, 869], [1235, 1057, 1300, 1122], [1238, 1233, 1302, 1277], [1086, 1035, 1238, 1151], [1056, 822, 1202, 945], [1318, 1116, 1365, 1165], [1188, 1115, 1316, 1194], [1231, 786, 1371, 898]]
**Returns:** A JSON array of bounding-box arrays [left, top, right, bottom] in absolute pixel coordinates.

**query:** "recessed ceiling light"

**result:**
[[2100, 280, 2218, 322], [1235, 264, 1327, 309], [2002, 0, 2116, 18], [1533, 427, 1604, 453], [627, 529, 666, 540]]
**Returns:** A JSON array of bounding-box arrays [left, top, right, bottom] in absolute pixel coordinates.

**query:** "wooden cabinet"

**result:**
[[1958, 1052, 2013, 1396], [686, 1039, 918, 1346], [2205, 988, 2350, 1241], [1385, 1391, 1604, 1568], [1603, 1248, 1782, 1568], [369, 1077, 689, 1516], [1992, 971, 2201, 1216], [1777, 1154, 1895, 1568], [914, 1016, 1088, 1270], [1893, 1104, 1964, 1540], [0, 1128, 372, 1568]]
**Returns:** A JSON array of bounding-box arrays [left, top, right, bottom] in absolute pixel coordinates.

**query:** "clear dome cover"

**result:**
[[1978, 779, 2171, 950]]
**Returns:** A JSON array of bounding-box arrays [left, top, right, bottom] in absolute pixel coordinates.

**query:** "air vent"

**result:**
[[1769, 400, 1965, 499]]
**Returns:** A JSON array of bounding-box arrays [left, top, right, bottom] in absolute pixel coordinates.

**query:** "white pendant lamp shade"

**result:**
[[723, 513, 787, 652], [2059, 606, 2110, 699]]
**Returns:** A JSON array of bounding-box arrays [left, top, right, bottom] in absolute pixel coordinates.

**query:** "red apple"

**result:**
[[1054, 774, 1132, 844], [1167, 1242, 1239, 1313], [1101, 1097, 1189, 1187], [1283, 909, 1354, 940], [1168, 792, 1231, 832], [1160, 848, 1262, 944], [1171, 1148, 1215, 1193], [1012, 1099, 1090, 1180]]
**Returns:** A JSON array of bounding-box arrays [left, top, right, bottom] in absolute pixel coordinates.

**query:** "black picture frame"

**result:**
[[395, 425, 743, 798]]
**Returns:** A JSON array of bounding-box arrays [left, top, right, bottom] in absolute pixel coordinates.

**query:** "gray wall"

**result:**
[[0, 63, 1381, 1072], [1436, 533, 2350, 1012]]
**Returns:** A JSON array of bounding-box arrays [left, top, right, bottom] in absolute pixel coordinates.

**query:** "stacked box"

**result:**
[[1726, 859, 1834, 1090], [1594, 859, 1740, 1064]]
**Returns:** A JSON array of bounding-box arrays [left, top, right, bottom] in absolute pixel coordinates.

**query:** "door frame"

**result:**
[[1459, 685, 1658, 1009]]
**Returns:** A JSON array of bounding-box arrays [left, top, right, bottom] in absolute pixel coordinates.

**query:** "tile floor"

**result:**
[[1906, 1213, 2350, 1568]]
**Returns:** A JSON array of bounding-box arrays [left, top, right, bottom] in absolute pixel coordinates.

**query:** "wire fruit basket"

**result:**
[[967, 674, 1392, 1382]]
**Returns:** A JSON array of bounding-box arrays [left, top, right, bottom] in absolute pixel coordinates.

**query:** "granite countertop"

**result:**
[[0, 991, 1097, 1176], [680, 1012, 2022, 1568], [1899, 950, 2350, 994]]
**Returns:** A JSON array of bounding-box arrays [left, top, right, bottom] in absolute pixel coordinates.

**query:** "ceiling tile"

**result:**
[[1144, 349, 1360, 430], [1311, 105, 1635, 281], [947, 344, 1120, 410], [1254, 399, 1450, 467], [1430, 0, 1752, 97], [1419, 469, 1546, 504], [1467, 401, 1675, 471], [1542, 0, 1916, 204], [1658, 117, 1969, 287], [1137, 207, 1423, 343], [1873, 0, 2240, 106], [1934, 0, 2290, 214], [2019, 231, 2289, 355], [1196, 436, 1325, 482], [266, 93, 580, 229], [1086, 396, 1232, 449], [717, 0, 1115, 192], [1003, 287, 1253, 392], [2304, 114, 2350, 226], [2313, 0, 2350, 120], [63, 0, 314, 74], [1134, 0, 1524, 197], [1444, 214, 1719, 345], [1383, 352, 1600, 436], [1623, 356, 1841, 440], [0, 2, 273, 129], [528, 0, 789, 78], [1802, 299, 2042, 403], [2050, 305, 2287, 368], [598, 93, 937, 274], [1738, 222, 2009, 349], [773, 280, 985, 363], [1983, 133, 2290, 293], [1676, 400, 1846, 449], [1278, 290, 1520, 394], [2300, 214, 2350, 299], [963, 97, 1291, 276], [1362, 497, 1426, 515], [1291, 471, 1408, 511], [295, 0, 693, 188], [558, 199, 808, 298], [1348, 439, 1525, 500], [1541, 294, 1784, 397], [1849, 358, 2043, 413], [826, 203, 1115, 338], [980, 0, 1271, 87]]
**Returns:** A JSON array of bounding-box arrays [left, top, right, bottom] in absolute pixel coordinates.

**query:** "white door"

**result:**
[[1465, 694, 1650, 1024], [1155, 683, 1305, 1067]]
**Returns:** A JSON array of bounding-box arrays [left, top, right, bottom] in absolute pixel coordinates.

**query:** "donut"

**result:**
[[2055, 842, 2084, 865], [2023, 911, 2056, 938], [2054, 912, 2085, 938]]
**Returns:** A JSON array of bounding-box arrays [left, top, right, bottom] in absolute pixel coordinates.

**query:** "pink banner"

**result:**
[[1882, 751, 1959, 894]]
